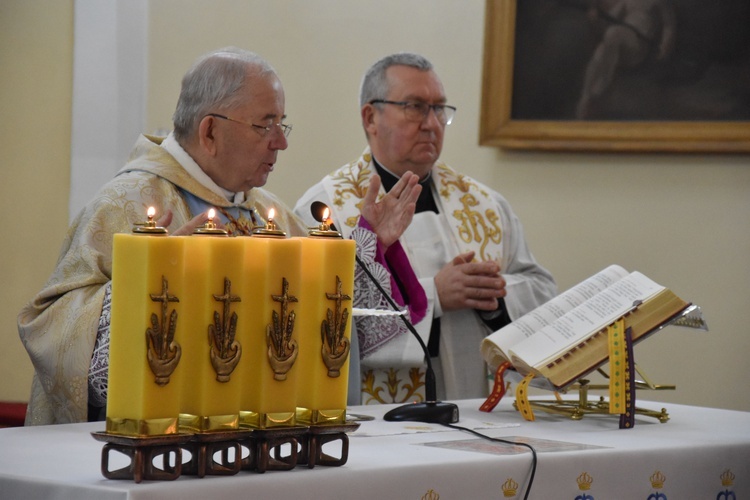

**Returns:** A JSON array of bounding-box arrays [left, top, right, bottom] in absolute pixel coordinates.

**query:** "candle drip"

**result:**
[[209, 277, 242, 382], [321, 275, 352, 377], [146, 276, 182, 385], [267, 277, 299, 381]]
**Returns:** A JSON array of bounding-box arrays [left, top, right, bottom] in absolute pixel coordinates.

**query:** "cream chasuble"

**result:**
[[18, 135, 305, 425]]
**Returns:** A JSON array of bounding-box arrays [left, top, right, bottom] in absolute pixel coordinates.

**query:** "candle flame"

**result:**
[[147, 206, 156, 218], [322, 208, 330, 222], [268, 208, 275, 221], [207, 208, 216, 221]]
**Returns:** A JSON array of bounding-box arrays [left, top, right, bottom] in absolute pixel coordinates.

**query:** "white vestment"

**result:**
[[295, 148, 556, 401]]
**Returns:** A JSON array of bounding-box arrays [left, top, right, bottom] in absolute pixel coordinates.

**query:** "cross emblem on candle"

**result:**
[[267, 277, 299, 381], [146, 275, 181, 385], [321, 275, 352, 377], [209, 277, 242, 382]]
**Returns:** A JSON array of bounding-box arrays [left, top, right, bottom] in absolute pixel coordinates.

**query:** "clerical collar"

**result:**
[[372, 157, 439, 214], [161, 132, 246, 205]]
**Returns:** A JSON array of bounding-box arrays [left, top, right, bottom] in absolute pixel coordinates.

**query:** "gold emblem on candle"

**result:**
[[321, 275, 351, 377], [267, 277, 299, 381], [146, 276, 181, 385], [209, 277, 242, 382]]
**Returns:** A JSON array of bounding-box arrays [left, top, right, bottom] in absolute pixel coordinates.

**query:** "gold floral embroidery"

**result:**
[[331, 160, 373, 227], [361, 367, 425, 404], [438, 166, 502, 262]]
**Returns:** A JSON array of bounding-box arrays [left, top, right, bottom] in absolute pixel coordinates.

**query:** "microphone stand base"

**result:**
[[383, 401, 459, 424]]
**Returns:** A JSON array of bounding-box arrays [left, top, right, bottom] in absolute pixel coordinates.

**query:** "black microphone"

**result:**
[[311, 201, 458, 424]]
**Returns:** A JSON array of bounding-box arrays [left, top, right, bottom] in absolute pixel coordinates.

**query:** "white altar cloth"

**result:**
[[0, 397, 748, 499]]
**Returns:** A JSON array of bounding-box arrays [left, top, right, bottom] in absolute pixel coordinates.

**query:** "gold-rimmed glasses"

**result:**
[[206, 113, 292, 137]]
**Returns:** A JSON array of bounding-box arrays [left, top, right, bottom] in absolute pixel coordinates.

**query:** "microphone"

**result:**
[[311, 201, 459, 424]]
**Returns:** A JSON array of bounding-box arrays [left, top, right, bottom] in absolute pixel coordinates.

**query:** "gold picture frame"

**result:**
[[479, 0, 750, 153]]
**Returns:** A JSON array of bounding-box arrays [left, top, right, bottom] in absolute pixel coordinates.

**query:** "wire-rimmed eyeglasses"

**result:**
[[206, 113, 292, 138], [369, 100, 456, 125]]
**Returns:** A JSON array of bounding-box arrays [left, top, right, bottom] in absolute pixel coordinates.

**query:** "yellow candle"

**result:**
[[295, 236, 355, 425], [107, 232, 185, 436], [238, 236, 301, 428], [178, 235, 245, 433]]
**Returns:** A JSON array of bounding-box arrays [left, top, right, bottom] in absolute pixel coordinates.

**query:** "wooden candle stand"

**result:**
[[92, 432, 192, 483], [93, 421, 361, 481]]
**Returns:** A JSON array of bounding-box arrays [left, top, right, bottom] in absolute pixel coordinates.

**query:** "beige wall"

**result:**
[[0, 1, 73, 402], [3, 0, 749, 412]]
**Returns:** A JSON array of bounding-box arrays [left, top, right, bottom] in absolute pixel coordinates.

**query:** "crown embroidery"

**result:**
[[421, 489, 440, 500], [502, 477, 518, 497], [721, 469, 735, 487], [577, 472, 593, 490], [650, 471, 666, 489]]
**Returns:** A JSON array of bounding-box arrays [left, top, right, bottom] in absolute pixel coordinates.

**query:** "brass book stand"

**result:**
[[517, 366, 672, 423]]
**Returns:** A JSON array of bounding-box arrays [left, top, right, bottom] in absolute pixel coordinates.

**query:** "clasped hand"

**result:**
[[435, 251, 507, 312]]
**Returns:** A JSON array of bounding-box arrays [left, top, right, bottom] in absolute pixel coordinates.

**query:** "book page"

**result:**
[[508, 271, 665, 368], [480, 265, 629, 365]]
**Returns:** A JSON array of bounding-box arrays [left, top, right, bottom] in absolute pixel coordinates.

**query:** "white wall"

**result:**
[[21, 0, 750, 411], [69, 0, 148, 219]]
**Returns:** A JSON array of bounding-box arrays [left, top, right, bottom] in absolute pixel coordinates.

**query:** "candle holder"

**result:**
[[252, 215, 286, 237], [307, 222, 342, 239], [194, 209, 228, 236], [132, 207, 168, 235]]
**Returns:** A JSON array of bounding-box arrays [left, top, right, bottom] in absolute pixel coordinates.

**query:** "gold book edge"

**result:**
[[178, 413, 239, 433], [239, 410, 296, 429], [105, 416, 179, 437]]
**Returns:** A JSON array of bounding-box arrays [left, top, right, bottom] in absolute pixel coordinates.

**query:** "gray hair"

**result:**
[[172, 47, 277, 142], [359, 53, 434, 107]]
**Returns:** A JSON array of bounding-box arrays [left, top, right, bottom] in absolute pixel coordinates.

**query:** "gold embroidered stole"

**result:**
[[322, 148, 503, 263]]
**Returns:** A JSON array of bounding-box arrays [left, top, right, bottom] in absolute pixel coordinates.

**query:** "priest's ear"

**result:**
[[362, 103, 378, 137], [197, 114, 219, 156]]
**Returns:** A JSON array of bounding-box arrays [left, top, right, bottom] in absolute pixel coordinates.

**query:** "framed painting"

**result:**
[[479, 0, 750, 152]]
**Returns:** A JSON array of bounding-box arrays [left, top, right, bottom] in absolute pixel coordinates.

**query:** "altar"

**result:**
[[0, 397, 747, 499]]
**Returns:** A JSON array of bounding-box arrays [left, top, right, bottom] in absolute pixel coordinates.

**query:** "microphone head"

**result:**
[[310, 201, 330, 223]]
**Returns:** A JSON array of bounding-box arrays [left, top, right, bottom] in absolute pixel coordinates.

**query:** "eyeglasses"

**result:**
[[206, 113, 292, 138], [369, 100, 456, 125]]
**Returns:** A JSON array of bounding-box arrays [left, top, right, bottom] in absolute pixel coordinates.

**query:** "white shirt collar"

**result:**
[[161, 132, 245, 204]]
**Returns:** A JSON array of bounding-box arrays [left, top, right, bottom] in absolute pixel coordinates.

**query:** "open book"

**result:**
[[480, 265, 690, 389]]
